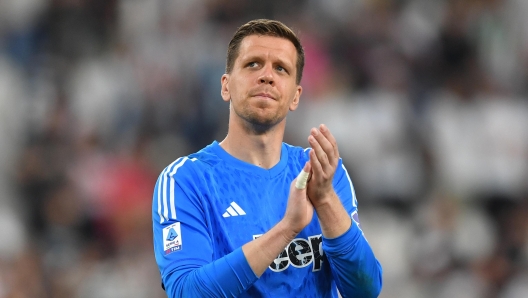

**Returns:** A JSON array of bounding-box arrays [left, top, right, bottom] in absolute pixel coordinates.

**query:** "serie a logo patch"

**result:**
[[163, 222, 182, 255]]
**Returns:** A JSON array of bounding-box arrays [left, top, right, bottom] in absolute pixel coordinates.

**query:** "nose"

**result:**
[[258, 65, 274, 85]]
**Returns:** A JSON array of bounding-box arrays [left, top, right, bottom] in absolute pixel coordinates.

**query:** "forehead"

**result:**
[[236, 35, 297, 65]]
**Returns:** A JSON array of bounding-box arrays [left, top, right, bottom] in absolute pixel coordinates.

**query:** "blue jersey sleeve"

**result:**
[[324, 159, 383, 298], [152, 157, 258, 297]]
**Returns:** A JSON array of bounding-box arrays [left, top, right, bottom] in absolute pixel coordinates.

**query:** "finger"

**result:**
[[311, 127, 337, 168], [308, 130, 332, 175], [308, 146, 324, 179], [312, 127, 334, 154], [319, 124, 339, 162], [295, 162, 312, 189]]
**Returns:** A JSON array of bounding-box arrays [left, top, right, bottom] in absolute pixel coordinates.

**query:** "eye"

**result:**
[[247, 62, 258, 68], [276, 65, 288, 73]]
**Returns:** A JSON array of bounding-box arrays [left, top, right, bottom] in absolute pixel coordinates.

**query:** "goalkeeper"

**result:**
[[152, 19, 383, 298]]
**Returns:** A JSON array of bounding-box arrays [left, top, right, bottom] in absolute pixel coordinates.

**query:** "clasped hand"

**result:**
[[283, 124, 340, 233]]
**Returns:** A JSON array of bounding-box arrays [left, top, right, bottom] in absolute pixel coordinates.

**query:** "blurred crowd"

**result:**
[[0, 0, 527, 297]]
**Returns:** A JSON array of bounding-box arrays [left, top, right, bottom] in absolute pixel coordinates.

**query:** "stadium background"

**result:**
[[1, 0, 528, 297]]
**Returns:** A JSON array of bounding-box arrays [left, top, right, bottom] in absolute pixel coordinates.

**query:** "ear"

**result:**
[[289, 85, 302, 111], [221, 74, 231, 102]]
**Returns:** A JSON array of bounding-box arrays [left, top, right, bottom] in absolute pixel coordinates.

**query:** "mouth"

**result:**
[[253, 93, 276, 100]]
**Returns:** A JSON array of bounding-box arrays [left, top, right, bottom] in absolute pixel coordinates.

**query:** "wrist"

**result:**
[[276, 219, 300, 242], [313, 193, 351, 239], [311, 190, 338, 209]]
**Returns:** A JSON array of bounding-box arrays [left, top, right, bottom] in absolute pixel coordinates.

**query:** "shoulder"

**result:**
[[157, 144, 222, 182], [160, 155, 197, 177], [283, 142, 311, 163]]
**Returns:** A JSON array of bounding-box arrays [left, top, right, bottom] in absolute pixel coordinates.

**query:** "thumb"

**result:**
[[295, 162, 312, 190]]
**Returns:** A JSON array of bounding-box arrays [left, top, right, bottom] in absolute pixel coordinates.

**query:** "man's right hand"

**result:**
[[282, 162, 314, 236]]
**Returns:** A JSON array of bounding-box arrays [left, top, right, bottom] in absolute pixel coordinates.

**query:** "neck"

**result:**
[[220, 119, 286, 169]]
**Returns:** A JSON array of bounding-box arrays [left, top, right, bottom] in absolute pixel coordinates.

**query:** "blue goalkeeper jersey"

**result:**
[[152, 141, 382, 297]]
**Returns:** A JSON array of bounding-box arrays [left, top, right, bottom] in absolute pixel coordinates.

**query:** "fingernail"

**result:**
[[311, 129, 318, 136], [320, 124, 327, 131]]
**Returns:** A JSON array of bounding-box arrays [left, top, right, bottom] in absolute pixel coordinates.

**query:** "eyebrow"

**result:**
[[241, 54, 294, 71]]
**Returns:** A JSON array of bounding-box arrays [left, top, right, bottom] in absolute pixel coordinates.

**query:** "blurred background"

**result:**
[[0, 0, 527, 297]]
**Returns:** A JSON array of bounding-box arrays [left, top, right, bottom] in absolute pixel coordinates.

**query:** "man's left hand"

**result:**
[[306, 124, 340, 207]]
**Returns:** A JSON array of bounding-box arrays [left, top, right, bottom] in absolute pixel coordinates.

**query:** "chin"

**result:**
[[234, 106, 286, 133], [245, 115, 285, 134]]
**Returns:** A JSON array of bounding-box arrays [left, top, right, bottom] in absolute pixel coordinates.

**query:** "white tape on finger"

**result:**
[[295, 170, 310, 190]]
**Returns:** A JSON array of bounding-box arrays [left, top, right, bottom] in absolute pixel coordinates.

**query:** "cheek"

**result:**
[[284, 85, 298, 102], [228, 81, 241, 100], [231, 77, 249, 97]]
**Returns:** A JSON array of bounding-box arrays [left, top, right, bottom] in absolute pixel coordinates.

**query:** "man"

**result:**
[[152, 19, 383, 297]]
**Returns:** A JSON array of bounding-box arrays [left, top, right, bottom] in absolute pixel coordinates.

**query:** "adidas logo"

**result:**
[[222, 202, 246, 217]]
